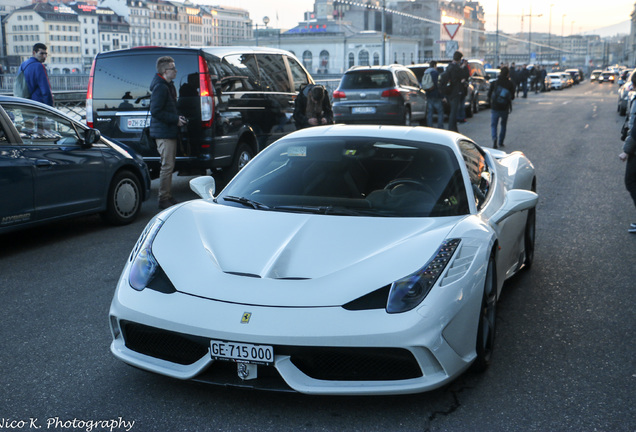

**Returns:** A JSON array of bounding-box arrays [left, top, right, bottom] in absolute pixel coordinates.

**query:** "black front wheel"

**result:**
[[223, 141, 254, 184], [472, 254, 497, 373], [102, 170, 142, 225]]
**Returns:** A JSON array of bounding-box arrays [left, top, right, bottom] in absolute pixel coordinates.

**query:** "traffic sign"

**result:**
[[443, 22, 461, 40], [445, 40, 459, 58]]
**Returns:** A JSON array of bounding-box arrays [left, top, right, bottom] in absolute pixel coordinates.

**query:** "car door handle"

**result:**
[[35, 159, 52, 168]]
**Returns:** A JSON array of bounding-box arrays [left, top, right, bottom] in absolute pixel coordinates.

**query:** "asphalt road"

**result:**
[[1, 81, 635, 432]]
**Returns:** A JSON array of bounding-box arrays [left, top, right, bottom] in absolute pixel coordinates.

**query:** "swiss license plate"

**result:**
[[210, 339, 274, 365], [352, 106, 376, 114], [127, 118, 150, 129]]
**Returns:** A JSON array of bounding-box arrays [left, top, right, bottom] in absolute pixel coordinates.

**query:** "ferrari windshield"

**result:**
[[218, 136, 469, 217]]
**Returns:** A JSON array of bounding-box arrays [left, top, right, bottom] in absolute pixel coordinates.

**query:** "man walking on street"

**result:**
[[488, 66, 515, 149], [446, 51, 468, 132], [150, 56, 188, 210], [19, 43, 53, 106], [424, 61, 444, 129], [520, 64, 530, 98]]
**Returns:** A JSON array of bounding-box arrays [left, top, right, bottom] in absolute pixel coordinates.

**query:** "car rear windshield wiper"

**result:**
[[223, 196, 270, 210]]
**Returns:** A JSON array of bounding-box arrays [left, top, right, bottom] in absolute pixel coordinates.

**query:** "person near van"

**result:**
[[620, 73, 636, 233], [487, 66, 515, 149], [446, 51, 468, 132], [293, 84, 333, 129], [424, 61, 444, 129], [20, 43, 53, 106], [150, 56, 188, 210]]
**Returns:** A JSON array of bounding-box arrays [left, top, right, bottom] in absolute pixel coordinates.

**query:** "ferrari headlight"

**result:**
[[128, 217, 164, 291], [386, 239, 461, 314]]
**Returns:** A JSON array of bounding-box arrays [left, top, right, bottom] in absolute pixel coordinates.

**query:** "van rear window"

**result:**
[[92, 53, 198, 105]]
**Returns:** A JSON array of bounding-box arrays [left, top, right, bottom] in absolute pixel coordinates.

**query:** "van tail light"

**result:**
[[86, 59, 96, 128], [333, 90, 346, 99], [198, 56, 214, 128], [381, 88, 401, 98]]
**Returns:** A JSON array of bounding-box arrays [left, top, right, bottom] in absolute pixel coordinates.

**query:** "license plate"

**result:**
[[127, 118, 150, 129], [210, 340, 274, 365], [352, 106, 376, 114]]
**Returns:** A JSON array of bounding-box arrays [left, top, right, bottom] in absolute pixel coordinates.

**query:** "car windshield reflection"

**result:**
[[218, 136, 469, 218]]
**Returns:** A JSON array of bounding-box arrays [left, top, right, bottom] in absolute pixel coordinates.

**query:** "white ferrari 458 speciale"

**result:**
[[109, 125, 537, 395]]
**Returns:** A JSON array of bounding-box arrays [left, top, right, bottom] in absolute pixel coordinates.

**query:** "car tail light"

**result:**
[[381, 88, 401, 98], [198, 56, 214, 129], [333, 90, 346, 99], [85, 59, 96, 128]]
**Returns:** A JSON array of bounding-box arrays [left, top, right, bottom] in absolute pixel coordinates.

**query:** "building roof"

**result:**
[[285, 19, 360, 37]]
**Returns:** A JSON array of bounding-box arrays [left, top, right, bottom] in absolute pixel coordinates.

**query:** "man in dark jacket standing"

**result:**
[[445, 51, 469, 132], [150, 56, 187, 210], [20, 43, 53, 106], [487, 66, 515, 149]]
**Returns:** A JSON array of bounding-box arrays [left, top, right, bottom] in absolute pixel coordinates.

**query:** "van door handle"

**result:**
[[35, 159, 52, 168]]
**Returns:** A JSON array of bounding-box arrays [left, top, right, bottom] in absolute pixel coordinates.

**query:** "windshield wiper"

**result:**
[[274, 205, 377, 216], [223, 196, 270, 210]]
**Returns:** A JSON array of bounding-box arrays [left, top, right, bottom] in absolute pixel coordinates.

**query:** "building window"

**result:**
[[302, 50, 313, 72], [373, 52, 380, 65], [348, 53, 355, 68], [358, 50, 369, 66], [318, 50, 329, 74]]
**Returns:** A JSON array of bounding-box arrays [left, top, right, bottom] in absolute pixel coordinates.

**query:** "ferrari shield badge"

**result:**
[[241, 312, 252, 324]]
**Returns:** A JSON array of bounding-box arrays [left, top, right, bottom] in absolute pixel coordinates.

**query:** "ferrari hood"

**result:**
[[151, 201, 464, 307]]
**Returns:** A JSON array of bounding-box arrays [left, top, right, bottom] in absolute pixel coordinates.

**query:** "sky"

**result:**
[[204, 0, 633, 36]]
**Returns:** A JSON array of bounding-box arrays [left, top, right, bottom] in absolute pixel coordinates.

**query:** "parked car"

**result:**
[[599, 71, 617, 84], [485, 68, 500, 84], [407, 62, 478, 117], [617, 69, 636, 116], [548, 73, 566, 90], [618, 69, 633, 86], [0, 96, 151, 234], [565, 68, 582, 84], [561, 72, 574, 87], [332, 64, 427, 126], [590, 70, 603, 81], [467, 59, 491, 110], [87, 46, 313, 182], [108, 124, 538, 395]]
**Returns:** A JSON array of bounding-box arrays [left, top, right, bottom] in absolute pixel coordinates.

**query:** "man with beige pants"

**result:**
[[149, 56, 187, 210]]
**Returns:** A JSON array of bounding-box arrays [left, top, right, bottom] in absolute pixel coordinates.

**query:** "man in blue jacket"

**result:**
[[20, 43, 53, 106]]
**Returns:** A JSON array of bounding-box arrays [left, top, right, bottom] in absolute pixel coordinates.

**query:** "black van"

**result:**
[[87, 46, 314, 180]]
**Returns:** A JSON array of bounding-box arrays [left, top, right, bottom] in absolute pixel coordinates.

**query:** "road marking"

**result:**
[[585, 124, 589, 129]]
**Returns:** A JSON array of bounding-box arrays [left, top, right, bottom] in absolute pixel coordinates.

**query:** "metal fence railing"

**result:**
[[0, 73, 90, 93]]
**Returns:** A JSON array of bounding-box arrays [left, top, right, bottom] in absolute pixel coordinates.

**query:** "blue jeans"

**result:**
[[427, 97, 444, 129], [491, 109, 509, 145], [457, 94, 466, 121], [447, 95, 461, 132]]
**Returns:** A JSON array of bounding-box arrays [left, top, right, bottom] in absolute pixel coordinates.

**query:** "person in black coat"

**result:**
[[487, 66, 515, 149], [293, 84, 333, 129], [150, 56, 188, 209]]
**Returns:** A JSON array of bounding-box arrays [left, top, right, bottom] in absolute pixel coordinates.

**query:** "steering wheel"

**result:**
[[384, 178, 434, 196]]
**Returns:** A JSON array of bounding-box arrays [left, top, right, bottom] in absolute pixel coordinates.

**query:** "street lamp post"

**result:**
[[548, 4, 554, 62], [526, 7, 543, 64], [495, 0, 500, 67], [381, 0, 386, 65], [561, 13, 566, 65]]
